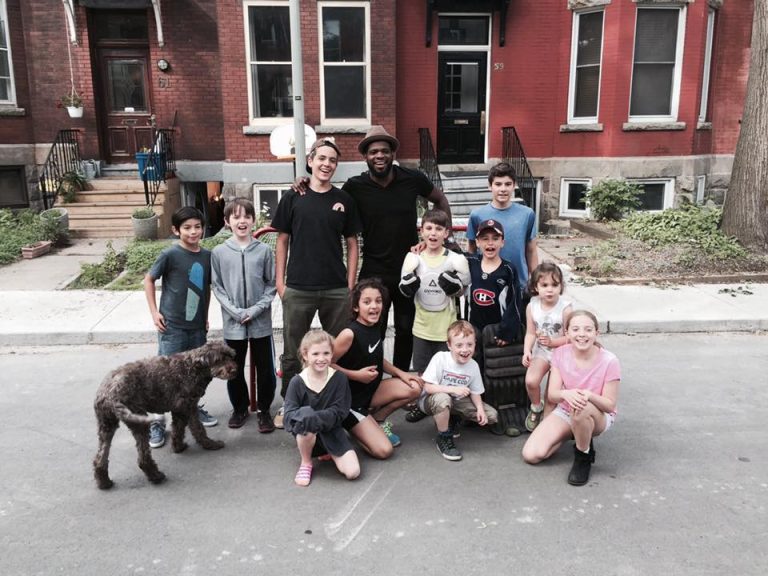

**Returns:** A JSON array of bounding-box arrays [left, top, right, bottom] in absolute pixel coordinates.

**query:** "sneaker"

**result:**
[[228, 410, 249, 429], [198, 405, 218, 427], [379, 420, 401, 447], [448, 414, 462, 438], [405, 406, 428, 423], [435, 433, 462, 461], [149, 421, 166, 449], [525, 402, 544, 432], [274, 406, 285, 429], [257, 410, 275, 433]]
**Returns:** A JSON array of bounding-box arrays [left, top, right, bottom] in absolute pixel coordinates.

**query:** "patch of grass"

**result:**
[[0, 209, 60, 265]]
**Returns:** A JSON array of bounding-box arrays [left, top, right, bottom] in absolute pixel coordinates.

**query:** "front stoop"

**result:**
[[58, 177, 172, 239]]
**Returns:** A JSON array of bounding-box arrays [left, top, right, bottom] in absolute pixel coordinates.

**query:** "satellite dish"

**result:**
[[269, 124, 317, 158]]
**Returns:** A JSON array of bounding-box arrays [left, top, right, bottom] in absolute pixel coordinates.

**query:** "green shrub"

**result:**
[[70, 241, 126, 289], [0, 209, 60, 265], [586, 179, 642, 221], [621, 205, 746, 259], [132, 206, 156, 219]]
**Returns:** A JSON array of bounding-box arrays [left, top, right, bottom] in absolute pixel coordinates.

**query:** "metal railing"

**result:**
[[417, 127, 443, 191], [501, 126, 537, 210], [38, 130, 82, 209], [140, 128, 176, 207]]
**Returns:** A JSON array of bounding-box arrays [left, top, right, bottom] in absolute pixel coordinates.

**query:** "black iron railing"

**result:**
[[418, 127, 443, 191], [140, 128, 176, 207], [501, 126, 537, 210], [39, 129, 82, 209]]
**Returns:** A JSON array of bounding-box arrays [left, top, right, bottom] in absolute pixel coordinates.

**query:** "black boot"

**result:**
[[568, 444, 593, 486]]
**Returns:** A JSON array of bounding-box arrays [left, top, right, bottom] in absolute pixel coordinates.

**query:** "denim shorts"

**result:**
[[158, 328, 207, 356], [552, 405, 615, 432]]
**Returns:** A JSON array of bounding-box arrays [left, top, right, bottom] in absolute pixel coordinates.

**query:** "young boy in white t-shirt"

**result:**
[[419, 320, 498, 461]]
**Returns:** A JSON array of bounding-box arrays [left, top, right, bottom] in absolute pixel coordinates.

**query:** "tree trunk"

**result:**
[[722, 0, 768, 250]]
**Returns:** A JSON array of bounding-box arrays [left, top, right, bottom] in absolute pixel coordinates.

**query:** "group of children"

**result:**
[[143, 149, 621, 489]]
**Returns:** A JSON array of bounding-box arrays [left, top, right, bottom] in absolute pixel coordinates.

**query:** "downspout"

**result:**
[[151, 0, 165, 47]]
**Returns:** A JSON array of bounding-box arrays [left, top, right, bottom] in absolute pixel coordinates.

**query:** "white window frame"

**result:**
[[243, 0, 292, 126], [567, 9, 604, 124], [560, 178, 592, 218], [252, 185, 287, 219], [628, 178, 675, 212], [628, 4, 687, 123], [318, 1, 371, 125], [696, 174, 706, 204], [0, 0, 17, 105], [698, 8, 715, 123]]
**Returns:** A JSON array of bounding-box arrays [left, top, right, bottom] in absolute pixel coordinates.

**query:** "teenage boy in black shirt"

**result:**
[[272, 138, 362, 428]]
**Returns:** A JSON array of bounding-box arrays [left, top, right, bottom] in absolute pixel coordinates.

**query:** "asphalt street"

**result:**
[[2, 333, 766, 576]]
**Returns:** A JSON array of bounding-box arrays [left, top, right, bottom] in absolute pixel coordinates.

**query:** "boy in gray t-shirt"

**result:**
[[143, 206, 217, 448]]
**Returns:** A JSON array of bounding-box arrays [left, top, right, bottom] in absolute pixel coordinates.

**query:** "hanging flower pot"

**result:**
[[66, 106, 84, 118]]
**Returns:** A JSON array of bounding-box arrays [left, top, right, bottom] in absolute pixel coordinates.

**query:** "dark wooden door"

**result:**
[[437, 52, 487, 164], [96, 48, 154, 163]]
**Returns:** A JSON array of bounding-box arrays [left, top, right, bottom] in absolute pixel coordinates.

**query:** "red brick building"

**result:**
[[0, 0, 752, 228]]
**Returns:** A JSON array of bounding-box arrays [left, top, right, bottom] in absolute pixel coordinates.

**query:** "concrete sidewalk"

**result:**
[[1, 280, 766, 347], [0, 237, 766, 346]]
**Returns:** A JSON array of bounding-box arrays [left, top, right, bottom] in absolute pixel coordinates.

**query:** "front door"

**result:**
[[437, 52, 487, 164], [96, 49, 154, 163], [90, 10, 154, 163]]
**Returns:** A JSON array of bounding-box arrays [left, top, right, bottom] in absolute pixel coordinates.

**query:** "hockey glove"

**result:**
[[399, 273, 421, 298], [438, 270, 464, 297]]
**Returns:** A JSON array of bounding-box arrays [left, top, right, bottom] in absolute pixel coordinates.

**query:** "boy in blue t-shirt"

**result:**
[[143, 206, 217, 448], [467, 162, 538, 294]]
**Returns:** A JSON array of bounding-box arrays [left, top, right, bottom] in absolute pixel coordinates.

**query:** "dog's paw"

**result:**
[[202, 439, 225, 451], [172, 441, 189, 453], [148, 471, 167, 484]]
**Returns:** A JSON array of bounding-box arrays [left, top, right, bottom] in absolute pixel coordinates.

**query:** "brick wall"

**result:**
[[394, 0, 751, 162]]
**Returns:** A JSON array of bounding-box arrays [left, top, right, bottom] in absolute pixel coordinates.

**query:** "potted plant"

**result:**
[[40, 206, 70, 245], [61, 90, 83, 118], [57, 170, 87, 203], [131, 205, 159, 240]]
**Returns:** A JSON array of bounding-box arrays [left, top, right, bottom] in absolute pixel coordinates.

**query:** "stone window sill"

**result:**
[[0, 106, 26, 117], [313, 125, 371, 134], [622, 121, 686, 132], [560, 123, 603, 133], [697, 121, 712, 131]]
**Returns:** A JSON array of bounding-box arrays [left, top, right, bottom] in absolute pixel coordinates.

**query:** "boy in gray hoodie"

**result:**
[[212, 198, 277, 432]]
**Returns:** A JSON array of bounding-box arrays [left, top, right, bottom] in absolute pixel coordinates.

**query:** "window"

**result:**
[[0, 0, 16, 104], [696, 175, 706, 204], [629, 6, 686, 121], [568, 10, 604, 123], [698, 8, 715, 123], [629, 178, 675, 211], [245, 2, 292, 123], [0, 167, 28, 208], [319, 2, 370, 123], [560, 178, 591, 218], [252, 186, 286, 220]]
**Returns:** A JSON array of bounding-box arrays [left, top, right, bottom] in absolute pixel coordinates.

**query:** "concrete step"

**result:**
[[75, 191, 165, 203], [63, 202, 164, 216]]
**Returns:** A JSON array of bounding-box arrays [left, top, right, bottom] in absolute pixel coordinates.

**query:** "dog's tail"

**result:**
[[114, 402, 155, 426]]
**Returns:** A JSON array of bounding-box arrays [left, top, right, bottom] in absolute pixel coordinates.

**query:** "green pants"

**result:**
[[280, 286, 349, 397]]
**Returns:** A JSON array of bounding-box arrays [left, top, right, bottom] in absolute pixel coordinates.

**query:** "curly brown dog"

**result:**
[[93, 341, 237, 489]]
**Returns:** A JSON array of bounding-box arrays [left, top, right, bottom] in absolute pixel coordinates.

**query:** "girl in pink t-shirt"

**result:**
[[521, 310, 621, 486]]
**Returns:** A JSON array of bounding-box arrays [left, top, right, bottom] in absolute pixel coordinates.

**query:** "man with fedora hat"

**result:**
[[342, 126, 453, 372]]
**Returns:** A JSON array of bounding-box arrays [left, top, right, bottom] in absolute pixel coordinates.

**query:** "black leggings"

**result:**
[[226, 337, 277, 414]]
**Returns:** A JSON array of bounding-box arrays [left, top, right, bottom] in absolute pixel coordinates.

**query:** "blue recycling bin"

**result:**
[[136, 151, 167, 182]]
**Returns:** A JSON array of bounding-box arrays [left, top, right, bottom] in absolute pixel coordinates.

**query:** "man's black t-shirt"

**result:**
[[271, 186, 362, 290], [342, 165, 433, 280]]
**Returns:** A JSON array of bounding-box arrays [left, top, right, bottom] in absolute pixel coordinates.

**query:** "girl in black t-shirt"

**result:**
[[333, 279, 423, 459]]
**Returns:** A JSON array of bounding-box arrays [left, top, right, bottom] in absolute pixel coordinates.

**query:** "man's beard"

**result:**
[[367, 159, 393, 179]]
